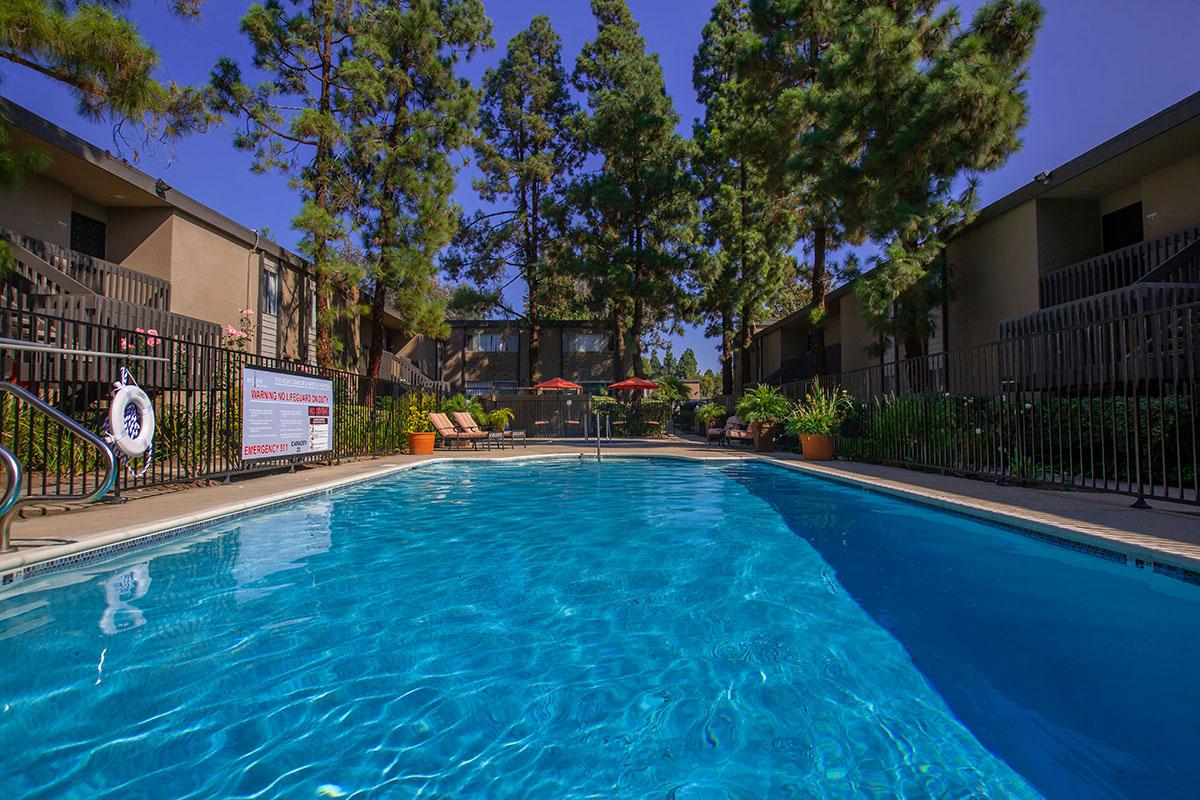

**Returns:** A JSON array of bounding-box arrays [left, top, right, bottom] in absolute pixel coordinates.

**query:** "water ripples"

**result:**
[[0, 459, 1040, 799]]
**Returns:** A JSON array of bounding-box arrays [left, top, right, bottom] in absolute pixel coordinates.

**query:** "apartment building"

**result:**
[[0, 97, 315, 361], [748, 89, 1200, 386], [421, 319, 615, 395]]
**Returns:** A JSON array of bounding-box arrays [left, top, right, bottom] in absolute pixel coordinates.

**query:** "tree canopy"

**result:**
[[445, 14, 581, 384], [566, 0, 699, 380]]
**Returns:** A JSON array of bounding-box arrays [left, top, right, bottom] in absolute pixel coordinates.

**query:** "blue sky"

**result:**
[[2, 0, 1199, 372]]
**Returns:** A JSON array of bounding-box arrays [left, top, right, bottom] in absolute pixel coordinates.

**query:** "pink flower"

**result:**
[[147, 328, 158, 337], [119, 338, 128, 351], [135, 327, 145, 334], [147, 338, 160, 347], [241, 308, 253, 316], [224, 325, 240, 336]]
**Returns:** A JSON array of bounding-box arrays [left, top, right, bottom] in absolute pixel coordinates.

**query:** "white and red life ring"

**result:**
[[108, 384, 155, 458]]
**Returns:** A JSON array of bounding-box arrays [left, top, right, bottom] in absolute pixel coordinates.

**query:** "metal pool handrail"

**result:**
[[0, 445, 22, 523], [0, 381, 118, 553]]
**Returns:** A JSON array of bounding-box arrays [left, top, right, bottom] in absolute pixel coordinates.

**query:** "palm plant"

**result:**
[[441, 393, 487, 426], [485, 407, 515, 431], [786, 385, 854, 436], [695, 402, 727, 427], [735, 385, 791, 426]]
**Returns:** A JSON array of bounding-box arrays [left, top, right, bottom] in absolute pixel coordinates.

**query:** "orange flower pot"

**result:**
[[799, 434, 835, 461], [407, 431, 436, 455]]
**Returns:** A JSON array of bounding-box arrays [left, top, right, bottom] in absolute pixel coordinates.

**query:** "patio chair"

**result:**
[[723, 416, 754, 448], [429, 412, 488, 450], [706, 417, 730, 445]]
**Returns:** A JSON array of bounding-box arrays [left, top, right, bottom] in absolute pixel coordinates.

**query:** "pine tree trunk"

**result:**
[[631, 294, 645, 376], [365, 284, 387, 407], [313, 9, 336, 371], [721, 309, 734, 396], [612, 310, 626, 382], [809, 224, 829, 378], [527, 182, 542, 386], [738, 300, 752, 393]]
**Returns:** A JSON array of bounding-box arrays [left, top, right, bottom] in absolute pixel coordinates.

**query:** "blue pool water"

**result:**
[[0, 458, 1197, 799]]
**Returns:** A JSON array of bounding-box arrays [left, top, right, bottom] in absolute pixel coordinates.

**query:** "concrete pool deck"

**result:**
[[3, 438, 1200, 584]]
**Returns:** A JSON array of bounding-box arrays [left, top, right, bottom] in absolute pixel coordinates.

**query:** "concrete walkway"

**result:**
[[3, 438, 1199, 583]]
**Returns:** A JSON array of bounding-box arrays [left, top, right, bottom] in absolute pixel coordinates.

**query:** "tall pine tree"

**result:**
[[748, 0, 1041, 371], [849, 0, 1042, 358], [567, 0, 698, 379], [445, 15, 580, 385], [745, 0, 867, 377], [694, 0, 797, 393], [343, 0, 491, 402], [211, 0, 360, 369]]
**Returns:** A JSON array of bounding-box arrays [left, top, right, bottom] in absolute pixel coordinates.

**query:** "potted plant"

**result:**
[[695, 402, 727, 438], [485, 407, 515, 432], [734, 385, 791, 451], [403, 399, 437, 455], [784, 384, 853, 461]]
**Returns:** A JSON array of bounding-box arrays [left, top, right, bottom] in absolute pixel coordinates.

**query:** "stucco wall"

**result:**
[[945, 199, 1039, 349], [839, 291, 877, 373], [1141, 152, 1200, 238], [0, 173, 71, 246], [107, 208, 173, 280], [761, 330, 781, 380], [1035, 198, 1101, 274], [168, 215, 258, 331], [1099, 182, 1140, 216], [71, 195, 108, 226]]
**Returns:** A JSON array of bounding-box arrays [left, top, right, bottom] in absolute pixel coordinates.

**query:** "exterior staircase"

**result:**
[[1, 227, 222, 346]]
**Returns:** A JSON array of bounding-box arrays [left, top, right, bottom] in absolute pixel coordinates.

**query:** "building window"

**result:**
[[466, 331, 516, 352], [70, 212, 106, 259], [261, 269, 280, 317], [466, 381, 516, 396], [565, 331, 610, 353]]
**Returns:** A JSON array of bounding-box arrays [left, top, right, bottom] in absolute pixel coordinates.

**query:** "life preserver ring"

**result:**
[[108, 384, 155, 458]]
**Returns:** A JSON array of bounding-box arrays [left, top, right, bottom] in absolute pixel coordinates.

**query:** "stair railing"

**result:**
[[0, 381, 117, 553]]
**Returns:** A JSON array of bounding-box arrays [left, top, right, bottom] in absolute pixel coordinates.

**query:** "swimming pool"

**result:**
[[0, 457, 1196, 798]]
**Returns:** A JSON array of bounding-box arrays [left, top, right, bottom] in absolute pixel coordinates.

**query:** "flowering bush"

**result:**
[[222, 308, 256, 351], [119, 327, 161, 355]]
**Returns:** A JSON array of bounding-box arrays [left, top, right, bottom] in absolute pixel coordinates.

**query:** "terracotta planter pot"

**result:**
[[751, 422, 779, 452], [407, 431, 436, 455], [799, 434, 835, 461]]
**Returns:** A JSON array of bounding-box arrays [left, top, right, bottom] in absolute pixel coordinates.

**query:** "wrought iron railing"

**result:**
[[0, 306, 443, 499], [779, 302, 1200, 505]]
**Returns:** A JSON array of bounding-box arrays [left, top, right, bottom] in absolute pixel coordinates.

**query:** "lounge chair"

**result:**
[[723, 416, 754, 447], [429, 412, 488, 450], [450, 411, 500, 449]]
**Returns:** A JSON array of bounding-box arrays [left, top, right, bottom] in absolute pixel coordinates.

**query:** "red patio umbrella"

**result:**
[[608, 377, 659, 391], [534, 377, 584, 391]]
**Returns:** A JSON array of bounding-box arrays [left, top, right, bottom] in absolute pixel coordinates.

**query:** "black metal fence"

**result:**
[[477, 394, 595, 439], [778, 302, 1199, 505], [0, 306, 441, 501]]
